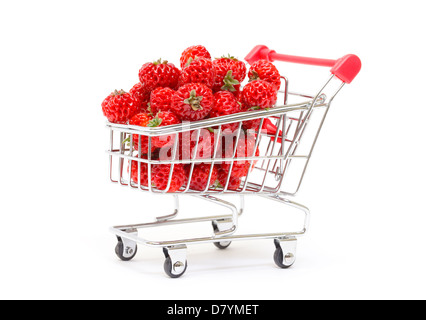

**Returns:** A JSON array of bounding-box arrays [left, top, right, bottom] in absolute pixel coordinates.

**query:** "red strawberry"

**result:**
[[129, 159, 149, 187], [241, 118, 260, 131], [243, 115, 281, 136], [180, 45, 211, 69], [186, 163, 218, 191], [248, 60, 281, 91], [171, 83, 213, 121], [179, 58, 215, 88], [212, 55, 247, 93], [138, 59, 180, 91], [241, 80, 277, 109], [102, 89, 140, 124], [179, 129, 218, 162], [210, 91, 242, 132], [150, 111, 181, 149], [217, 169, 241, 191], [152, 164, 187, 192], [129, 112, 156, 154], [129, 83, 150, 113], [150, 87, 175, 115], [221, 133, 257, 178]]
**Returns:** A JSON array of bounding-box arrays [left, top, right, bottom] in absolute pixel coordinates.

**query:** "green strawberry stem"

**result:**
[[220, 54, 238, 60], [213, 179, 223, 189], [148, 116, 162, 127], [221, 70, 240, 92], [147, 102, 153, 115], [122, 136, 131, 145], [249, 106, 261, 110], [183, 90, 204, 111], [249, 70, 260, 81], [113, 89, 126, 96], [185, 57, 193, 67], [153, 58, 168, 65]]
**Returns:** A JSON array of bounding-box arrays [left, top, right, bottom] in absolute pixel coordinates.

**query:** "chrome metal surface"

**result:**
[[110, 192, 309, 248], [120, 229, 138, 259], [213, 218, 234, 247]]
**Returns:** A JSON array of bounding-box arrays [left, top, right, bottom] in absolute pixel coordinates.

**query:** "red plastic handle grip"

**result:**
[[245, 45, 361, 84]]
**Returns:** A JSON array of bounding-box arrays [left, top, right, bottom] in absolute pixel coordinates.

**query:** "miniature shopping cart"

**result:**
[[106, 46, 361, 278]]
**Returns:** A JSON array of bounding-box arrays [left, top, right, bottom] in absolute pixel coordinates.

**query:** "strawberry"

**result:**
[[129, 159, 149, 187], [180, 45, 211, 69], [150, 111, 181, 149], [241, 80, 277, 109], [221, 133, 257, 178], [138, 59, 180, 91], [150, 87, 175, 115], [210, 91, 242, 132], [179, 57, 216, 89], [248, 60, 281, 91], [102, 89, 140, 124], [243, 115, 279, 134], [186, 163, 219, 191], [179, 129, 218, 162], [128, 112, 156, 154], [152, 164, 187, 192], [171, 83, 213, 121], [212, 55, 247, 93], [217, 169, 241, 191], [129, 83, 150, 113]]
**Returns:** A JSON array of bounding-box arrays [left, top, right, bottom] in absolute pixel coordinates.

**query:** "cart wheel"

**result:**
[[115, 237, 137, 262], [164, 256, 187, 278], [213, 241, 232, 250], [273, 239, 296, 268], [212, 221, 232, 249]]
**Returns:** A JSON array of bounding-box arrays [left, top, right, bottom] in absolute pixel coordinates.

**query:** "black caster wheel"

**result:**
[[115, 237, 137, 262], [212, 221, 232, 249], [273, 239, 295, 268], [164, 256, 187, 278], [213, 241, 232, 250]]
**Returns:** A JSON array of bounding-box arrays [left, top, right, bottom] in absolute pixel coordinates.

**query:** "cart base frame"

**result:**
[[110, 193, 310, 278]]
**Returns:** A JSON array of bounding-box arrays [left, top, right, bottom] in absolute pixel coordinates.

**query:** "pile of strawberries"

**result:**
[[102, 45, 282, 192]]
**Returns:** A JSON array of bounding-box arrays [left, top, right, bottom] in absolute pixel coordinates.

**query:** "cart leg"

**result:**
[[196, 195, 239, 236], [212, 219, 233, 249], [163, 245, 188, 278], [155, 195, 179, 222], [273, 237, 297, 268], [115, 228, 138, 261]]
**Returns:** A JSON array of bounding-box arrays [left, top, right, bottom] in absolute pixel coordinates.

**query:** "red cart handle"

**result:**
[[245, 45, 361, 84]]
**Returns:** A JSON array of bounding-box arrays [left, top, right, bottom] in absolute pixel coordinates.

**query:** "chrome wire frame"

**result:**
[[108, 75, 344, 252]]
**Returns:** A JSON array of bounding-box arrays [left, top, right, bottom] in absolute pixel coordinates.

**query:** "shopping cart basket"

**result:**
[[106, 45, 361, 277]]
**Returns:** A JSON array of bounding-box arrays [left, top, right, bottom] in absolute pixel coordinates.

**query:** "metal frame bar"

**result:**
[[110, 193, 310, 248]]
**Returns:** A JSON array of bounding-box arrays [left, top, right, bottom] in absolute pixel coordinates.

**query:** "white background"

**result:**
[[1, 0, 425, 300]]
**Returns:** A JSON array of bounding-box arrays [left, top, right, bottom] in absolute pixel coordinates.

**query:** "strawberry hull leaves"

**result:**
[[171, 83, 213, 121], [212, 56, 246, 93]]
